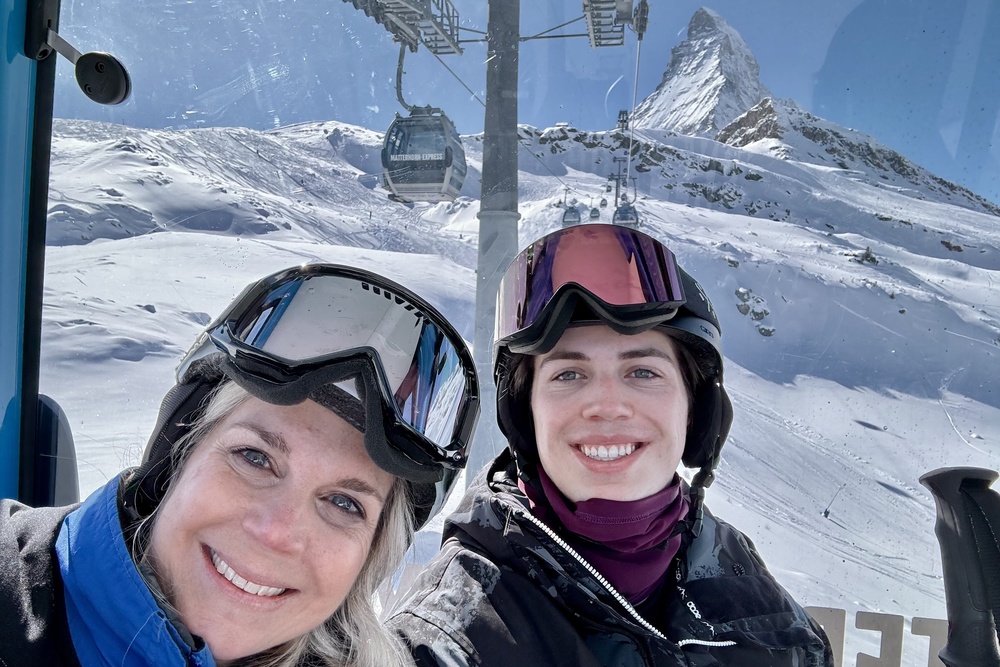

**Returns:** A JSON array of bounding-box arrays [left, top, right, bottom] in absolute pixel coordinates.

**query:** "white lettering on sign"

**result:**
[[390, 153, 445, 161]]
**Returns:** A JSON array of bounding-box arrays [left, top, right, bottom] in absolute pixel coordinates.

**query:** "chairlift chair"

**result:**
[[381, 107, 467, 203]]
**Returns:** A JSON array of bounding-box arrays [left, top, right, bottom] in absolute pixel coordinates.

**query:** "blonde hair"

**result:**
[[148, 381, 415, 667]]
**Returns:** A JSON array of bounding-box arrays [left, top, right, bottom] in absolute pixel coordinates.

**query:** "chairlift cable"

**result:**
[[419, 35, 597, 203], [396, 34, 597, 205], [425, 46, 486, 108], [425, 53, 590, 200], [624, 33, 643, 200], [416, 35, 602, 202]]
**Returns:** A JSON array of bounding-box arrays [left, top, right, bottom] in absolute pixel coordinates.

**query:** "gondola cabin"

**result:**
[[612, 203, 640, 229], [381, 107, 467, 203], [589, 206, 600, 220], [562, 205, 581, 227]]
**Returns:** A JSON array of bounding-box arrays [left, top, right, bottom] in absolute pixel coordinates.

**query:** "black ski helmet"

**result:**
[[119, 264, 479, 531], [493, 224, 733, 524]]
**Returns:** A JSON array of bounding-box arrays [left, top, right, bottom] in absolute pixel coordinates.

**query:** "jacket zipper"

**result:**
[[510, 506, 737, 649]]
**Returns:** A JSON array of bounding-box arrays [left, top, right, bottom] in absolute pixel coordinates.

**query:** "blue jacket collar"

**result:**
[[56, 474, 216, 667]]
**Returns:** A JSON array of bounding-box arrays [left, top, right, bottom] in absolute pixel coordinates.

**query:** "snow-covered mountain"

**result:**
[[40, 8, 1000, 664], [717, 96, 1000, 218], [632, 7, 770, 136]]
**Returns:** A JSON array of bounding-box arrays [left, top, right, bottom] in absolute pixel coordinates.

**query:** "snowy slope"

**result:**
[[41, 113, 1000, 663], [717, 96, 1000, 218]]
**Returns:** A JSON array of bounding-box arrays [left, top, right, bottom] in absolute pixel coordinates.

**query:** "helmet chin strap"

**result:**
[[687, 463, 718, 538]]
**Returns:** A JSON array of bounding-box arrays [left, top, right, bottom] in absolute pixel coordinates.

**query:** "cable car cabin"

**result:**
[[612, 203, 640, 229], [589, 207, 600, 220], [562, 206, 581, 227], [381, 108, 467, 203], [600, 197, 608, 208]]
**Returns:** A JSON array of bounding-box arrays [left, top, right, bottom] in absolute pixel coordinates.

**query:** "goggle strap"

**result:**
[[309, 382, 366, 433], [126, 376, 217, 521]]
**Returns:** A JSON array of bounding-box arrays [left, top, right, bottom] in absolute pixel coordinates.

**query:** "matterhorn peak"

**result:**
[[687, 7, 729, 39], [631, 7, 770, 137]]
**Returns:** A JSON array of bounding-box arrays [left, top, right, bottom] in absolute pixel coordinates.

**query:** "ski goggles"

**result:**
[[177, 264, 478, 477], [495, 224, 688, 356]]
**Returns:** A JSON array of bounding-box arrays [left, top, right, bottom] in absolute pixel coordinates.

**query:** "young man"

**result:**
[[387, 224, 833, 666]]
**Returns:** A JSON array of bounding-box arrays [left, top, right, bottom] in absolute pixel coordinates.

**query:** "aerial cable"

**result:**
[[624, 30, 643, 200], [390, 35, 596, 204], [624, 0, 648, 202], [416, 37, 599, 199], [426, 47, 487, 108]]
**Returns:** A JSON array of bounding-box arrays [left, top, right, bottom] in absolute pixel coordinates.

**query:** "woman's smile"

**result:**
[[209, 548, 287, 597], [578, 442, 639, 462]]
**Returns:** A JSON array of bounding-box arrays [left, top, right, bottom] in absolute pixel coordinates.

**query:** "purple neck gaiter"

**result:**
[[522, 466, 689, 603]]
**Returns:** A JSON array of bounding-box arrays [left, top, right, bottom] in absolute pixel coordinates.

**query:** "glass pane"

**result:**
[[41, 2, 1000, 665]]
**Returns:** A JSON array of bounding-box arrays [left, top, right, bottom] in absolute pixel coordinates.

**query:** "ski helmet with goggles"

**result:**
[[493, 224, 733, 521], [120, 263, 479, 530]]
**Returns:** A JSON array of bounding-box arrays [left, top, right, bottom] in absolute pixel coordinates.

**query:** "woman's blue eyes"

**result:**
[[240, 448, 271, 468], [234, 447, 366, 519], [328, 494, 364, 517]]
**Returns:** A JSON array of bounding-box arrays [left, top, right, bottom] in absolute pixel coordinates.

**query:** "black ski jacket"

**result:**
[[386, 453, 833, 667], [0, 499, 81, 667], [0, 474, 215, 667]]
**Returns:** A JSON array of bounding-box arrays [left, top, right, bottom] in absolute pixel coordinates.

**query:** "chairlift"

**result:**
[[612, 203, 640, 229], [562, 205, 582, 227], [381, 107, 467, 203]]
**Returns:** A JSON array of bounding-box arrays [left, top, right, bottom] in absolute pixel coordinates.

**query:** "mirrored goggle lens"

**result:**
[[226, 272, 471, 449], [496, 224, 686, 341]]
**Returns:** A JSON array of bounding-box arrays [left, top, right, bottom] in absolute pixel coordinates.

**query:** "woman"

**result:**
[[0, 263, 479, 667], [387, 224, 834, 666]]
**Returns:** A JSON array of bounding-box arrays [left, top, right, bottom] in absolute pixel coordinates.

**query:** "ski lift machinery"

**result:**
[[381, 43, 466, 203]]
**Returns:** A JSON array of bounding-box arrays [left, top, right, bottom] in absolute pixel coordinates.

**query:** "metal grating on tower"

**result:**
[[582, 0, 626, 47], [342, 0, 462, 55]]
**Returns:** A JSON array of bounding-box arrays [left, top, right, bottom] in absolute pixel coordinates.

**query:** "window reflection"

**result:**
[[41, 3, 1000, 665]]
